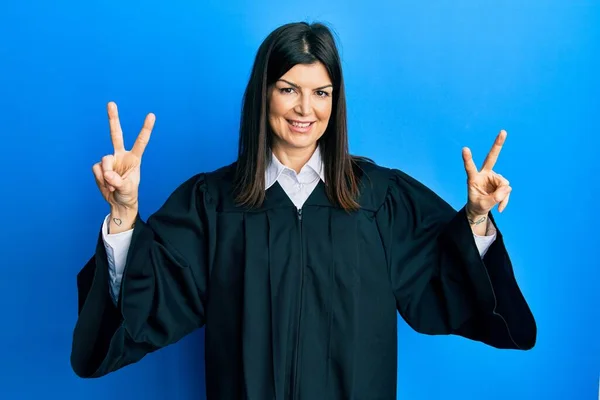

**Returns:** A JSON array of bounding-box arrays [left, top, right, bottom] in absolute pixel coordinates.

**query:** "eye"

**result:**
[[279, 87, 295, 94], [315, 90, 330, 98]]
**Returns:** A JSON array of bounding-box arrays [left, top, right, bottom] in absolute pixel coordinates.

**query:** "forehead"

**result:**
[[279, 62, 331, 86]]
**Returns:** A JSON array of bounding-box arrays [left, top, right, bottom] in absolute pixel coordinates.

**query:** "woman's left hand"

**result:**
[[462, 130, 512, 221]]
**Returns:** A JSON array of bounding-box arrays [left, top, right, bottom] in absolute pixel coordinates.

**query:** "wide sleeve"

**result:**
[[375, 169, 536, 350], [70, 173, 214, 378]]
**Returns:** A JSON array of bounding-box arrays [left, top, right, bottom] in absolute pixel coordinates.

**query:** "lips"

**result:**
[[287, 119, 315, 133], [288, 119, 314, 127]]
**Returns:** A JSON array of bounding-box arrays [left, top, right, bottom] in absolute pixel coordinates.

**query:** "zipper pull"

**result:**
[[297, 208, 303, 221]]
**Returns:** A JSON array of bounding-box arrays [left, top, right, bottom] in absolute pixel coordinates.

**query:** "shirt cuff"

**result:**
[[473, 218, 497, 258], [101, 214, 134, 303]]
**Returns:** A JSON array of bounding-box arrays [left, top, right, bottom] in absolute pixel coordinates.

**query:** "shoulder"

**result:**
[[352, 156, 437, 211], [168, 162, 237, 209], [351, 157, 394, 211], [204, 162, 238, 207]]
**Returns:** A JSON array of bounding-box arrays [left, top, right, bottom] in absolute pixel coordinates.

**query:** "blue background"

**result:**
[[1, 0, 598, 399]]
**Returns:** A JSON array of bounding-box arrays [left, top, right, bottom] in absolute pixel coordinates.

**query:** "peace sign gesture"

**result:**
[[92, 102, 155, 211], [462, 130, 512, 220]]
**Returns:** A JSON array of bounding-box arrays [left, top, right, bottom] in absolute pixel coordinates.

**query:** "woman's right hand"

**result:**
[[92, 102, 155, 232]]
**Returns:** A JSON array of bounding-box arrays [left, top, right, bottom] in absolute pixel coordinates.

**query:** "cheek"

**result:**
[[269, 94, 292, 119], [316, 102, 333, 122], [268, 95, 291, 139]]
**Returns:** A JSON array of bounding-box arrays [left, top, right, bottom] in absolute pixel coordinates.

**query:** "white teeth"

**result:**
[[290, 121, 311, 128]]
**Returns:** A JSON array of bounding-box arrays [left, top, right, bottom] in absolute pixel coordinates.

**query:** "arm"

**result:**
[[70, 174, 213, 378], [376, 169, 536, 350]]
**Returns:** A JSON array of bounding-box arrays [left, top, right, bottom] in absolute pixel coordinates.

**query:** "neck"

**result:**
[[271, 143, 317, 173]]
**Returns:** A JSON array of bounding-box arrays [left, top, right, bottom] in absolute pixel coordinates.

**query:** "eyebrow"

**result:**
[[278, 79, 333, 91]]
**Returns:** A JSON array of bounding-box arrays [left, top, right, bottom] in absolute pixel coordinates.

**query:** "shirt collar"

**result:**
[[265, 145, 325, 190]]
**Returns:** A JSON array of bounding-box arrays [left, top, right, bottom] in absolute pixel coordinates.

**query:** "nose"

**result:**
[[294, 93, 312, 116]]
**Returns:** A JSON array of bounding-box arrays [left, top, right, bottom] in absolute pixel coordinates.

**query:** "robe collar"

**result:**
[[257, 145, 330, 210], [265, 145, 326, 190]]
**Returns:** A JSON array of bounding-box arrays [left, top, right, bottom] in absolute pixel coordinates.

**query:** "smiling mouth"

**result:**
[[287, 120, 315, 129]]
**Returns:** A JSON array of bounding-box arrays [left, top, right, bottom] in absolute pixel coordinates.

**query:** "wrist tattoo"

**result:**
[[468, 215, 487, 225], [112, 218, 135, 229]]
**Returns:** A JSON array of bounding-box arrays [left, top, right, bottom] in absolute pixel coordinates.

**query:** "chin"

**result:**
[[283, 132, 321, 149]]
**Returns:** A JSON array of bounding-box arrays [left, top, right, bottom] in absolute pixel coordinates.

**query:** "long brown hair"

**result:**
[[234, 22, 367, 211]]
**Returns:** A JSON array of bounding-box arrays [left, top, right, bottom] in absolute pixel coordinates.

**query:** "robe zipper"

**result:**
[[292, 207, 304, 400]]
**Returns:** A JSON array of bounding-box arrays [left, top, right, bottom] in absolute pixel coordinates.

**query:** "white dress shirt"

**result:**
[[102, 146, 496, 304]]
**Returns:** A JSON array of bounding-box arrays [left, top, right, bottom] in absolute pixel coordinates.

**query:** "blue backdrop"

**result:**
[[1, 0, 598, 399]]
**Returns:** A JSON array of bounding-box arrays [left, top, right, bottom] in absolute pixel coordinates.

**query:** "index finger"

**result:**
[[481, 130, 507, 171], [131, 112, 156, 157], [107, 102, 125, 152], [462, 147, 479, 179]]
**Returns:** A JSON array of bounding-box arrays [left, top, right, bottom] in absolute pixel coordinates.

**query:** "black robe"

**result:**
[[70, 160, 536, 399]]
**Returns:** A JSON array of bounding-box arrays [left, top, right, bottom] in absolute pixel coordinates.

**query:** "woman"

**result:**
[[70, 22, 536, 399]]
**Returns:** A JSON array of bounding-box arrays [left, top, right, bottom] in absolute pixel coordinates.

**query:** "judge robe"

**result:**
[[70, 160, 536, 400]]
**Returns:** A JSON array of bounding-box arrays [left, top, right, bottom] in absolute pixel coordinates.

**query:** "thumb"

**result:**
[[104, 171, 124, 190], [493, 185, 512, 203]]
